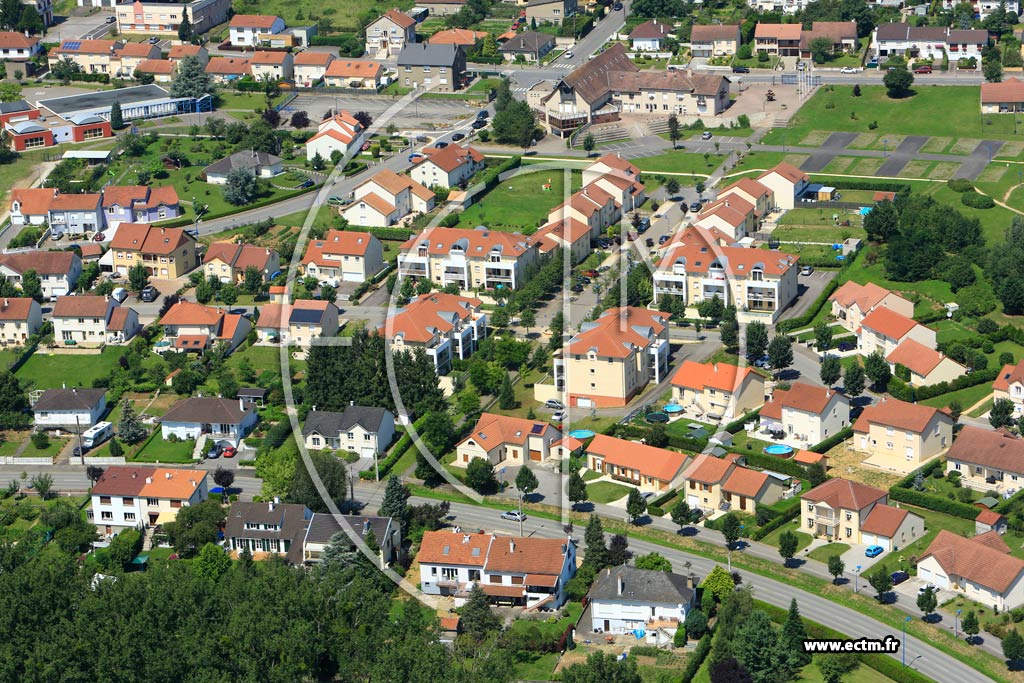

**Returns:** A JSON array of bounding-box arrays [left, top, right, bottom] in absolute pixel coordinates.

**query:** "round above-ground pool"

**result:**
[[764, 444, 794, 457], [645, 412, 669, 423], [663, 404, 683, 414], [568, 429, 596, 439]]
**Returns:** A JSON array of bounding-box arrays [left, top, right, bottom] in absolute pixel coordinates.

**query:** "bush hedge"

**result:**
[[825, 179, 912, 193], [887, 367, 998, 403], [724, 410, 759, 434], [750, 505, 801, 541], [366, 226, 414, 241], [888, 487, 979, 519], [343, 161, 368, 177], [744, 452, 810, 478], [947, 178, 975, 193], [810, 427, 853, 454], [478, 156, 522, 193], [960, 191, 995, 209], [777, 279, 840, 333], [678, 633, 712, 682], [359, 417, 426, 480]]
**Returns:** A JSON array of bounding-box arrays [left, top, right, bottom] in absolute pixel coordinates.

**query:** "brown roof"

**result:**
[[230, 14, 281, 29], [52, 295, 109, 318], [0, 297, 36, 321], [460, 412, 558, 449], [793, 449, 825, 465], [251, 51, 289, 65], [52, 39, 117, 55], [721, 466, 770, 498], [417, 144, 484, 173], [110, 223, 193, 255], [381, 8, 416, 29], [946, 426, 1024, 473], [135, 59, 175, 74], [161, 397, 254, 425], [0, 32, 39, 50], [629, 20, 672, 39], [560, 43, 638, 104], [760, 381, 841, 419], [159, 300, 224, 326], [401, 226, 533, 259], [79, 243, 103, 258], [485, 536, 570, 575], [671, 360, 759, 393], [803, 478, 887, 511], [609, 70, 727, 97], [204, 242, 275, 272], [294, 51, 334, 66], [50, 193, 100, 211], [324, 59, 384, 79], [829, 281, 902, 312], [10, 188, 56, 216], [801, 21, 857, 50], [92, 465, 206, 499], [206, 57, 251, 75], [658, 227, 799, 277], [976, 509, 1006, 526], [919, 529, 1024, 594], [302, 229, 377, 267], [115, 42, 158, 58], [358, 169, 433, 201], [0, 250, 78, 276], [591, 153, 639, 177], [168, 44, 203, 60], [720, 177, 772, 201], [859, 307, 922, 340], [682, 453, 733, 485], [983, 77, 1024, 104], [107, 307, 133, 332], [758, 161, 808, 185], [587, 434, 688, 482], [565, 306, 667, 359], [886, 339, 959, 378], [859, 504, 910, 537], [428, 28, 486, 46], [754, 23, 803, 40], [690, 24, 740, 43], [381, 292, 481, 343], [418, 529, 491, 566], [994, 360, 1024, 392], [852, 397, 948, 434]]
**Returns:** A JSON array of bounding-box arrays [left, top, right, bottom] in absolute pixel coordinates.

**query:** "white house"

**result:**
[[228, 14, 286, 47], [305, 111, 365, 163], [629, 20, 672, 51], [757, 162, 810, 210], [204, 151, 283, 184], [0, 297, 42, 345], [300, 229, 385, 285], [302, 406, 397, 457], [159, 397, 258, 447], [342, 169, 435, 227], [32, 387, 107, 430], [0, 32, 41, 60], [409, 144, 485, 190], [249, 50, 294, 81], [759, 381, 850, 449], [302, 513, 401, 567], [589, 565, 696, 642], [89, 465, 208, 536], [52, 295, 141, 346], [0, 250, 82, 298], [917, 529, 1024, 610], [857, 308, 936, 358]]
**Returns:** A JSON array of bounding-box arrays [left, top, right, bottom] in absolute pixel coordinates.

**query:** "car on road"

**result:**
[[891, 571, 910, 585], [731, 66, 750, 74], [658, 234, 669, 245], [701, 131, 712, 140], [913, 65, 932, 74], [140, 285, 159, 302], [471, 119, 488, 130], [434, 141, 448, 149], [552, 409, 566, 422], [93, 232, 105, 242], [865, 545, 884, 558], [501, 510, 527, 522], [477, 109, 489, 120], [544, 399, 564, 410], [796, 61, 806, 71], [689, 201, 703, 212], [801, 265, 814, 276], [840, 67, 859, 74], [106, 16, 116, 22], [408, 152, 425, 163], [451, 132, 465, 142], [72, 446, 84, 459], [564, 51, 574, 59]]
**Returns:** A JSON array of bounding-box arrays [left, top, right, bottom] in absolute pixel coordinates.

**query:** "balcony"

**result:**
[[814, 515, 838, 526], [398, 264, 427, 278]]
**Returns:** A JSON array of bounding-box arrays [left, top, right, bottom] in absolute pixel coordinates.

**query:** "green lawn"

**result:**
[[582, 469, 602, 482], [888, 506, 975, 573], [807, 543, 850, 563], [455, 169, 582, 233], [131, 436, 197, 464], [634, 150, 720, 175], [16, 348, 125, 389], [760, 519, 813, 553], [586, 481, 631, 503], [511, 651, 559, 680], [214, 91, 289, 111], [726, 151, 808, 178], [919, 382, 993, 411]]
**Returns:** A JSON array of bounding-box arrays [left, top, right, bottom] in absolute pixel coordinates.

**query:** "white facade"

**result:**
[[33, 396, 107, 429], [229, 17, 286, 47], [160, 410, 257, 447]]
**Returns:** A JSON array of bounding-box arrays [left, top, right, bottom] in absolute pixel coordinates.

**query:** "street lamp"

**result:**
[[902, 616, 912, 667], [955, 609, 962, 639], [854, 564, 862, 593], [883, 139, 888, 157]]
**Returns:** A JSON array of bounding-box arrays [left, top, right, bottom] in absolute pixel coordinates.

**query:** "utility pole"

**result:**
[[76, 415, 84, 465]]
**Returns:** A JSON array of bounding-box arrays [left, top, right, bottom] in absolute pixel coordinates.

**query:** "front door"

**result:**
[[604, 620, 610, 632], [149, 512, 158, 525]]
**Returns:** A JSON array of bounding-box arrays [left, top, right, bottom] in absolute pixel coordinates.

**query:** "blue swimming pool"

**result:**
[[764, 444, 794, 456], [663, 404, 683, 414], [569, 429, 595, 439]]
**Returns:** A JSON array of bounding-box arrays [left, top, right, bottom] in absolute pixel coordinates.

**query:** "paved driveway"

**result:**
[[51, 9, 115, 41], [288, 94, 481, 129], [777, 269, 836, 324]]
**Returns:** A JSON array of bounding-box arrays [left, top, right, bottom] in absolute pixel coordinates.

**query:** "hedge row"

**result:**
[[888, 367, 998, 404], [824, 179, 913, 193], [744, 452, 810, 479], [650, 489, 677, 508], [343, 161, 368, 177], [947, 178, 975, 193], [678, 633, 712, 682], [895, 458, 945, 489], [777, 278, 840, 333], [888, 487, 980, 520], [351, 262, 395, 302], [724, 409, 759, 435], [960, 191, 995, 209], [358, 416, 427, 480], [366, 226, 414, 241], [750, 504, 801, 541], [810, 427, 853, 454], [478, 155, 522, 193]]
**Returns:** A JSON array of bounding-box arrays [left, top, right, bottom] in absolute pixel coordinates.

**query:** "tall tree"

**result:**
[[177, 13, 192, 42], [117, 398, 147, 444], [827, 555, 845, 585], [868, 570, 893, 602], [814, 322, 833, 352], [962, 610, 979, 644], [779, 599, 811, 674], [193, 543, 231, 582], [378, 475, 410, 528], [465, 458, 498, 494], [820, 354, 841, 387], [843, 363, 865, 398], [863, 351, 891, 391], [916, 585, 937, 618], [719, 305, 739, 350], [567, 471, 588, 509], [212, 467, 234, 494], [514, 466, 538, 500], [608, 534, 629, 566], [777, 530, 798, 567], [584, 514, 608, 569], [671, 498, 693, 530], [1002, 628, 1024, 664], [767, 335, 794, 377], [634, 552, 671, 572], [0, 371, 29, 429], [732, 610, 779, 683], [549, 311, 564, 350], [170, 55, 215, 98], [626, 488, 647, 523], [882, 66, 913, 98], [460, 583, 500, 640], [128, 263, 148, 292], [109, 100, 124, 130], [667, 114, 681, 149], [20, 268, 41, 302], [497, 373, 515, 409], [223, 168, 260, 206], [745, 321, 769, 361], [991, 398, 1016, 428], [561, 652, 642, 683], [720, 512, 741, 549], [710, 658, 753, 683]]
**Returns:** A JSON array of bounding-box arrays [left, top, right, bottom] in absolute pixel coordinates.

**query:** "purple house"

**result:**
[[102, 185, 181, 229]]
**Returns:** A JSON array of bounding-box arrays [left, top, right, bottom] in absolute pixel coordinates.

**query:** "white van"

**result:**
[[111, 287, 128, 303], [81, 421, 113, 449]]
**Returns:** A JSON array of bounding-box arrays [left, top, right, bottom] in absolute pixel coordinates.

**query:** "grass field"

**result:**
[[760, 519, 813, 553], [633, 150, 721, 175], [586, 481, 631, 503], [131, 436, 196, 464], [807, 543, 849, 563], [16, 348, 125, 389], [229, 0, 410, 32], [455, 169, 582, 233]]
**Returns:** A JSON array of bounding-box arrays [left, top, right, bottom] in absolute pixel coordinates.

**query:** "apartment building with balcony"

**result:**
[[365, 9, 417, 59], [90, 466, 208, 536], [585, 434, 689, 494], [553, 307, 669, 408], [670, 360, 765, 420], [397, 226, 538, 291], [300, 229, 384, 285], [379, 292, 486, 374], [115, 0, 231, 36], [652, 227, 800, 323], [852, 397, 953, 471], [759, 381, 850, 449], [945, 426, 1024, 495], [801, 478, 922, 549]]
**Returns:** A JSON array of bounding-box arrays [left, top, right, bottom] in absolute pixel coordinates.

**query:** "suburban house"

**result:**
[[993, 359, 1024, 416], [89, 466, 208, 536], [547, 184, 618, 236], [670, 360, 765, 420], [168, 44, 208, 66], [852, 397, 953, 469], [917, 530, 1024, 610], [586, 434, 689, 493], [323, 59, 385, 88], [204, 150, 283, 183], [418, 0, 468, 16], [428, 28, 486, 48], [608, 70, 731, 119], [716, 176, 775, 218], [759, 381, 851, 449], [228, 14, 286, 47], [525, 0, 576, 25], [886, 339, 966, 387], [629, 20, 672, 51], [872, 23, 988, 63], [418, 528, 577, 608], [857, 308, 936, 358], [379, 291, 487, 374], [305, 111, 365, 163], [365, 8, 417, 59], [114, 0, 232, 36], [101, 185, 180, 227], [829, 281, 914, 334], [0, 250, 82, 298], [343, 169, 435, 227], [802, 478, 923, 549], [553, 307, 670, 408], [691, 194, 758, 240], [589, 566, 696, 642], [203, 242, 281, 284], [982, 78, 1024, 114], [249, 51, 294, 81], [108, 223, 198, 278], [31, 387, 107, 430], [396, 43, 467, 93], [300, 229, 384, 285], [0, 297, 42, 345], [397, 226, 539, 290], [690, 24, 741, 58], [255, 300, 340, 346], [454, 412, 561, 468], [204, 56, 251, 83], [293, 50, 335, 87], [47, 193, 103, 237], [410, 144, 485, 190], [532, 216, 593, 265], [0, 32, 41, 61], [302, 513, 401, 567], [945, 426, 1024, 494], [801, 21, 858, 59], [652, 227, 800, 323], [112, 42, 163, 78], [160, 396, 258, 448], [499, 31, 556, 62], [225, 501, 312, 564], [756, 162, 810, 210], [52, 295, 141, 346], [158, 300, 252, 353], [681, 453, 788, 515], [302, 406, 397, 457], [47, 39, 120, 74], [754, 22, 803, 56]]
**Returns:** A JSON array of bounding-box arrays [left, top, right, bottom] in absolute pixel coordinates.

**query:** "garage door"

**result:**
[[576, 397, 594, 408], [862, 534, 891, 551], [529, 450, 542, 461], [343, 272, 361, 282], [687, 494, 699, 507], [361, 447, 375, 458]]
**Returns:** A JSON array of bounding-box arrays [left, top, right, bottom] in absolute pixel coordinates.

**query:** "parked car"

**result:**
[[434, 141, 448, 149], [582, 269, 598, 278], [552, 409, 566, 422], [796, 61, 806, 71], [658, 234, 669, 245], [918, 582, 936, 594], [476, 110, 489, 120], [206, 444, 221, 459], [891, 571, 910, 585], [471, 119, 488, 130], [148, 36, 160, 44], [837, 341, 854, 352], [93, 232, 105, 242], [408, 152, 425, 163], [689, 201, 703, 212], [106, 16, 116, 22], [451, 132, 466, 142], [51, 230, 63, 241], [913, 65, 932, 74], [613, 2, 623, 9], [701, 131, 712, 140], [501, 510, 527, 522], [544, 399, 564, 410], [140, 285, 159, 303], [801, 265, 814, 276], [645, 237, 655, 247], [732, 66, 750, 74], [865, 545, 884, 558], [221, 446, 237, 458], [840, 67, 859, 74]]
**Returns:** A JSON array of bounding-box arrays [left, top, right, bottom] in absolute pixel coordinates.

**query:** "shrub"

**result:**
[[888, 487, 979, 519], [960, 191, 995, 209], [948, 178, 975, 193]]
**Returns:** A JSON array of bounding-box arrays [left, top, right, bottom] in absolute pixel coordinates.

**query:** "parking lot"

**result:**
[[287, 94, 482, 131]]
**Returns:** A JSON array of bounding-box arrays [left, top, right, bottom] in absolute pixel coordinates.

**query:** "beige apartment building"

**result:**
[[109, 223, 198, 279], [829, 281, 915, 334], [379, 292, 487, 374], [681, 454, 787, 515], [397, 226, 539, 291], [553, 307, 670, 408], [852, 397, 953, 471], [0, 297, 42, 345], [116, 0, 232, 36], [670, 360, 765, 420], [455, 413, 561, 467], [945, 426, 1024, 494], [759, 381, 851, 449], [857, 307, 937, 358]]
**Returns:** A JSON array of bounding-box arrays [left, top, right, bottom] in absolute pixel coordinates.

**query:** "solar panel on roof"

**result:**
[[530, 424, 544, 434], [63, 41, 81, 50]]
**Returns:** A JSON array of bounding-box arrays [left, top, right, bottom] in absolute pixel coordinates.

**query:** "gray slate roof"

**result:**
[[204, 150, 282, 176], [33, 388, 106, 412], [397, 43, 462, 67], [588, 565, 696, 604], [224, 501, 312, 564], [499, 31, 555, 54], [161, 397, 254, 425], [303, 513, 394, 545], [302, 406, 393, 436], [0, 100, 32, 115]]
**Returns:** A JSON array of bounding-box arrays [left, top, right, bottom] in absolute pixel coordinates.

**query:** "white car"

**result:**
[[840, 67, 859, 74], [564, 51, 574, 60]]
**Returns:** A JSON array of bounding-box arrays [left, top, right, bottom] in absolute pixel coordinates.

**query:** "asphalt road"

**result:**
[[0, 463, 263, 497]]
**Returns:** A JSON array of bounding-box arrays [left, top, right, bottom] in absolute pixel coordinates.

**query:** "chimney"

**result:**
[[462, 534, 471, 543], [165, 472, 172, 479], [509, 538, 515, 553], [350, 400, 354, 407], [363, 519, 370, 535], [617, 574, 624, 596], [145, 476, 152, 484], [131, 472, 137, 479], [274, 496, 280, 504], [269, 500, 275, 511]]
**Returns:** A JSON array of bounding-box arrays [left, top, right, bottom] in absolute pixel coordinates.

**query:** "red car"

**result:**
[[93, 232, 105, 242], [221, 446, 237, 458]]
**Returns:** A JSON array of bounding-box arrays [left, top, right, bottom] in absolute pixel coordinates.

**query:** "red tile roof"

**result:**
[[886, 339, 960, 378], [135, 59, 175, 74], [0, 32, 38, 50], [381, 8, 416, 29], [417, 144, 484, 173], [982, 77, 1024, 104], [859, 504, 910, 537], [324, 59, 384, 79], [852, 397, 948, 434], [251, 51, 289, 65], [159, 300, 224, 327], [0, 297, 36, 321], [758, 161, 807, 184], [428, 28, 487, 46], [485, 535, 569, 575], [110, 223, 193, 255], [10, 188, 56, 216], [671, 360, 758, 393], [401, 226, 533, 259], [802, 478, 887, 511], [920, 529, 1024, 593], [760, 381, 841, 419], [690, 24, 740, 43], [302, 229, 377, 267], [92, 465, 206, 499], [588, 433, 688, 482], [658, 227, 799, 277], [115, 42, 157, 57], [418, 529, 491, 566], [945, 426, 1024, 473], [52, 295, 109, 318], [682, 453, 732, 485], [230, 14, 282, 29], [721, 466, 770, 498], [206, 57, 251, 75], [976, 509, 1006, 526], [830, 281, 903, 313], [294, 51, 334, 66], [994, 360, 1024, 392], [460, 412, 558, 448], [0, 250, 77, 276], [860, 307, 922, 340], [381, 292, 481, 344], [754, 23, 803, 40], [565, 306, 667, 359], [629, 19, 672, 39]]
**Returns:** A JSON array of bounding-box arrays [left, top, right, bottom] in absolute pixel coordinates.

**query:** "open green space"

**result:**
[[585, 481, 631, 503], [16, 348, 124, 389], [455, 169, 581, 233], [807, 542, 849, 563], [760, 519, 813, 553], [130, 436, 196, 464], [727, 151, 809, 178], [228, 0, 409, 32], [919, 382, 993, 411], [633, 150, 719, 175], [214, 91, 290, 112]]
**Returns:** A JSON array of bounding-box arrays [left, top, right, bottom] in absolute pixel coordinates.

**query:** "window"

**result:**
[[886, 442, 893, 450], [311, 436, 321, 446], [845, 527, 852, 538], [845, 512, 852, 521], [954, 462, 961, 471], [122, 497, 133, 505], [100, 496, 111, 504], [886, 426, 894, 436], [806, 503, 813, 512], [101, 511, 113, 520], [147, 498, 158, 506], [124, 513, 136, 522], [346, 432, 354, 440]]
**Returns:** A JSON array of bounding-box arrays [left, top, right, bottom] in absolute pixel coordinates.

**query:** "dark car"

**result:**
[[451, 132, 466, 141], [613, 2, 623, 8], [891, 571, 910, 585], [732, 66, 750, 74], [645, 237, 655, 247], [658, 234, 669, 245], [571, 284, 584, 293], [299, 179, 314, 188], [689, 201, 703, 212], [206, 444, 221, 459], [476, 110, 489, 120], [471, 119, 488, 130], [838, 341, 854, 352], [434, 141, 448, 149], [140, 285, 159, 303]]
